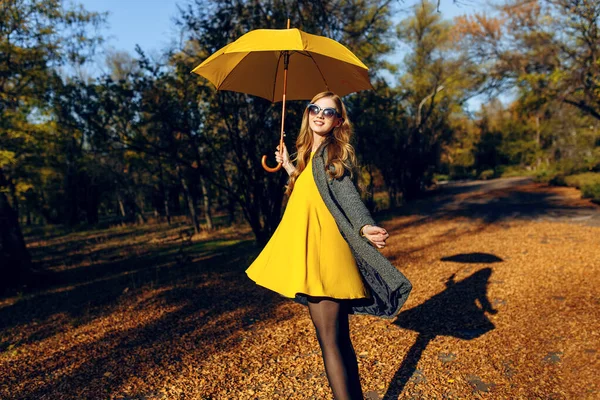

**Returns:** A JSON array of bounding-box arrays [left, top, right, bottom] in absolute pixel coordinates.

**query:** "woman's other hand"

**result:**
[[361, 225, 389, 249]]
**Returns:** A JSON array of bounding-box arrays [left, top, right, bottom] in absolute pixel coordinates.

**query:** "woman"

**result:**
[[246, 91, 412, 399]]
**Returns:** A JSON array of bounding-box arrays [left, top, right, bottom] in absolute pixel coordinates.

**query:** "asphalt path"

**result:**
[[395, 177, 600, 227]]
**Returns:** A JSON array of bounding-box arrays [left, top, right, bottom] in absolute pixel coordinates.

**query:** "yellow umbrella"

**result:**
[[192, 22, 372, 172]]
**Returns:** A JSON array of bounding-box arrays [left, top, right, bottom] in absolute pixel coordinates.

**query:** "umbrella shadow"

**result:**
[[383, 264, 500, 399]]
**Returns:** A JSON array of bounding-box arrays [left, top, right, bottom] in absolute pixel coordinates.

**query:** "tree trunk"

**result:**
[[200, 175, 213, 230], [246, 209, 269, 246], [365, 166, 376, 212], [194, 148, 213, 230], [535, 114, 540, 146], [65, 138, 79, 226], [86, 180, 99, 225], [163, 189, 171, 225], [158, 161, 171, 225], [388, 186, 397, 208], [8, 178, 19, 219], [132, 192, 147, 224], [535, 114, 542, 167], [177, 165, 200, 234], [117, 192, 126, 217], [0, 191, 31, 288], [227, 193, 237, 226], [66, 169, 79, 226], [135, 192, 147, 224]]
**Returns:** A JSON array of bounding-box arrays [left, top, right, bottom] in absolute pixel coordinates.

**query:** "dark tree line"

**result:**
[[2, 0, 599, 288]]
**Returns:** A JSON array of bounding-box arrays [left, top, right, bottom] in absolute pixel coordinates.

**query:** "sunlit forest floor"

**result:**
[[1, 177, 599, 400]]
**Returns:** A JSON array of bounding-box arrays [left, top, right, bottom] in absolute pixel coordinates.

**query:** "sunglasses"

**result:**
[[307, 103, 341, 119]]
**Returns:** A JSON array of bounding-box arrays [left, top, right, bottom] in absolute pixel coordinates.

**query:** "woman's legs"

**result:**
[[307, 296, 363, 400]]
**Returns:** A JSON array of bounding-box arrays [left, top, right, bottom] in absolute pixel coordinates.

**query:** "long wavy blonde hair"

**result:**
[[285, 91, 357, 196]]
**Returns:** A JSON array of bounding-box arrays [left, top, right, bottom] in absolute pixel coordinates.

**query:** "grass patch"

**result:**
[[478, 169, 495, 180], [498, 165, 536, 178], [433, 173, 450, 183]]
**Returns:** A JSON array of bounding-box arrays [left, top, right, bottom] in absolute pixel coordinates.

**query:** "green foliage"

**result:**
[[443, 0, 600, 185], [534, 165, 559, 183], [446, 94, 600, 185], [549, 174, 567, 186], [564, 173, 600, 189], [456, 0, 600, 121], [359, 0, 480, 201], [448, 166, 476, 181], [7, 0, 598, 251], [0, 0, 105, 230], [0, 0, 105, 111], [581, 183, 600, 203], [478, 169, 495, 180], [548, 172, 600, 203], [499, 165, 535, 178], [172, 0, 401, 240], [0, 150, 16, 168], [433, 173, 450, 182]]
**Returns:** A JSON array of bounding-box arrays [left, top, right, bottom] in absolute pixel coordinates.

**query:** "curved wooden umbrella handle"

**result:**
[[261, 155, 282, 173], [261, 42, 290, 174]]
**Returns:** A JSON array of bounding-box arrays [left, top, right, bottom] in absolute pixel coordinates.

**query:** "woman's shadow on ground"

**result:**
[[382, 254, 502, 399]]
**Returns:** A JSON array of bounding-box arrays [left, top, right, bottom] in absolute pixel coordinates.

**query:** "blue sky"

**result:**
[[79, 0, 494, 109], [81, 0, 182, 56], [81, 0, 491, 61]]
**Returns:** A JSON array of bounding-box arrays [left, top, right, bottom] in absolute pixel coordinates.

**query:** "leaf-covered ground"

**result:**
[[1, 177, 599, 399]]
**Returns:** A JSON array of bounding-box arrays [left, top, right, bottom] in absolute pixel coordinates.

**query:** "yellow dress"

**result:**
[[246, 152, 369, 299]]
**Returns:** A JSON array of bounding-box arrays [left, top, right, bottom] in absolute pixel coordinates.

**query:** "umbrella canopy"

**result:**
[[192, 28, 373, 102], [192, 25, 372, 172]]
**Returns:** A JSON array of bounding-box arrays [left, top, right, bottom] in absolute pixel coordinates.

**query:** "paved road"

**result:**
[[396, 177, 600, 227]]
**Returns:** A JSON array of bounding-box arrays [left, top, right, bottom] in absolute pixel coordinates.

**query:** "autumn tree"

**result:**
[[354, 1, 478, 203], [133, 58, 208, 233], [456, 0, 600, 121], [448, 0, 600, 176], [177, 0, 398, 243], [0, 0, 104, 286]]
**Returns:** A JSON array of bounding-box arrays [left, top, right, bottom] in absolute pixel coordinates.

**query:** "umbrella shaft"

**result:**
[[283, 51, 289, 68], [280, 51, 290, 150]]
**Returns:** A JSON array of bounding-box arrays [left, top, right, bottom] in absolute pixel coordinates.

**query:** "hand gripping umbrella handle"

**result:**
[[261, 155, 282, 172]]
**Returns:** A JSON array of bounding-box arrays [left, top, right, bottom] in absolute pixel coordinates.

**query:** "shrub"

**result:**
[[448, 165, 476, 181], [499, 165, 533, 178], [433, 173, 450, 183], [479, 169, 495, 180], [535, 166, 560, 183], [564, 172, 600, 189], [549, 174, 567, 186], [551, 172, 600, 204], [581, 183, 600, 204]]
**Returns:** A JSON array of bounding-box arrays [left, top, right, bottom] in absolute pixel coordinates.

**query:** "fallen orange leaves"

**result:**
[[0, 179, 598, 399]]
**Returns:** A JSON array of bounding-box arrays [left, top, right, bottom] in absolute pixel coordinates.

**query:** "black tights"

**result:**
[[307, 297, 363, 400]]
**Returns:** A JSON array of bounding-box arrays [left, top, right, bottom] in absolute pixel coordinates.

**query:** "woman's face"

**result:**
[[308, 97, 342, 136]]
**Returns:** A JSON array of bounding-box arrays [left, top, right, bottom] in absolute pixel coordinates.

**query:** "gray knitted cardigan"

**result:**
[[294, 143, 412, 319]]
